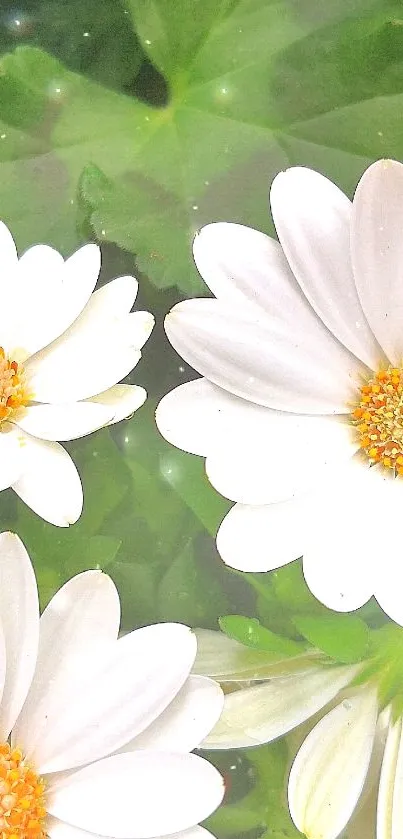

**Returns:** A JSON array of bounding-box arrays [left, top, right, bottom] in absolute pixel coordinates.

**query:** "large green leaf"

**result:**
[[1, 0, 402, 297], [0, 1, 322, 292], [293, 613, 370, 664], [157, 541, 230, 625], [219, 614, 304, 657]]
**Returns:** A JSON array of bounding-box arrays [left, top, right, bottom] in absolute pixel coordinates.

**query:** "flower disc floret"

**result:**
[[0, 744, 46, 839], [351, 365, 403, 474], [0, 349, 27, 423]]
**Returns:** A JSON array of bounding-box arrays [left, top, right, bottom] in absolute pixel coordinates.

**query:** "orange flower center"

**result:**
[[0, 744, 46, 839], [351, 365, 403, 474], [0, 349, 27, 424]]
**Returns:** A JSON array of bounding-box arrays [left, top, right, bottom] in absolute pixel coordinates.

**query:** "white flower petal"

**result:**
[[47, 751, 224, 839], [26, 319, 142, 404], [206, 415, 355, 506], [351, 159, 403, 365], [10, 430, 83, 526], [193, 221, 339, 320], [0, 221, 18, 274], [165, 299, 362, 414], [162, 829, 216, 839], [17, 244, 99, 356], [202, 664, 359, 749], [270, 167, 379, 368], [0, 533, 39, 739], [0, 428, 24, 491], [13, 570, 121, 762], [88, 385, 147, 425], [216, 496, 309, 572], [18, 244, 64, 273], [156, 379, 356, 504], [24, 271, 152, 402], [0, 245, 100, 360], [288, 688, 379, 839], [45, 245, 100, 355], [0, 597, 7, 711], [302, 458, 403, 614], [47, 819, 110, 839], [25, 311, 153, 405], [15, 402, 115, 441], [5, 245, 65, 356], [125, 675, 224, 753], [377, 716, 403, 839], [89, 276, 138, 317], [192, 629, 315, 682], [126, 311, 155, 350], [72, 277, 148, 343], [156, 379, 224, 457], [24, 623, 197, 774], [47, 819, 215, 839]]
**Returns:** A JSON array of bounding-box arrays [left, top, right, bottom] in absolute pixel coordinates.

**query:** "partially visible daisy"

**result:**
[[156, 159, 403, 625], [0, 532, 224, 839], [193, 628, 403, 839], [0, 223, 154, 526]]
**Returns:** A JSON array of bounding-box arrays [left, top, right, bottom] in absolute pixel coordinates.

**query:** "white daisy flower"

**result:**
[[193, 628, 402, 839], [0, 223, 154, 526], [156, 158, 403, 625], [0, 532, 224, 839]]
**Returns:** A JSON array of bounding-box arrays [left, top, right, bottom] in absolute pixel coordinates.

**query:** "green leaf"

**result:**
[[32, 0, 143, 90], [293, 613, 370, 663], [158, 445, 230, 536], [126, 0, 235, 78], [70, 429, 132, 534], [111, 561, 161, 628], [276, 1, 403, 184], [205, 804, 262, 836], [64, 535, 121, 575], [219, 615, 304, 657], [0, 0, 304, 292], [272, 2, 403, 124], [157, 541, 229, 625], [2, 0, 403, 295], [271, 561, 324, 613], [206, 739, 300, 838]]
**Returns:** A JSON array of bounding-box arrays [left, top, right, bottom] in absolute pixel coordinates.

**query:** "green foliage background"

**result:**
[[0, 0, 400, 835]]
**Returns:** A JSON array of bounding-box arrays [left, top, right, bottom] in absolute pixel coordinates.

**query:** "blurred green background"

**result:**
[[0, 1, 399, 835]]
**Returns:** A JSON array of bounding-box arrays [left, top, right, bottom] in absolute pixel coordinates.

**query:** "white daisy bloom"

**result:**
[[0, 224, 154, 526], [193, 629, 402, 839], [156, 158, 403, 625], [0, 533, 224, 839]]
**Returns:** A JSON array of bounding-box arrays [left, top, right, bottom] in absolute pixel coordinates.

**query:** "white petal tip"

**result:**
[[134, 312, 155, 345]]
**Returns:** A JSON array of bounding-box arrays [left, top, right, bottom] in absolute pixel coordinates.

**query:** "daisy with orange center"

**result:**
[[156, 158, 403, 626], [0, 223, 154, 526], [0, 532, 224, 839]]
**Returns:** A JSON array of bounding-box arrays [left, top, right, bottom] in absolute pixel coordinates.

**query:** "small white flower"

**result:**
[[193, 629, 402, 839], [156, 159, 403, 625], [0, 533, 224, 839], [0, 224, 154, 526]]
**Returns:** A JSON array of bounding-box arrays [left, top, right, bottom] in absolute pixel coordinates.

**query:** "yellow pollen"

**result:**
[[0, 744, 46, 839], [0, 350, 27, 425], [351, 365, 403, 474]]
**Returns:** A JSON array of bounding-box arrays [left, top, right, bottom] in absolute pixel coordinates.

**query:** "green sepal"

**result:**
[[292, 612, 370, 664], [219, 614, 304, 657]]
